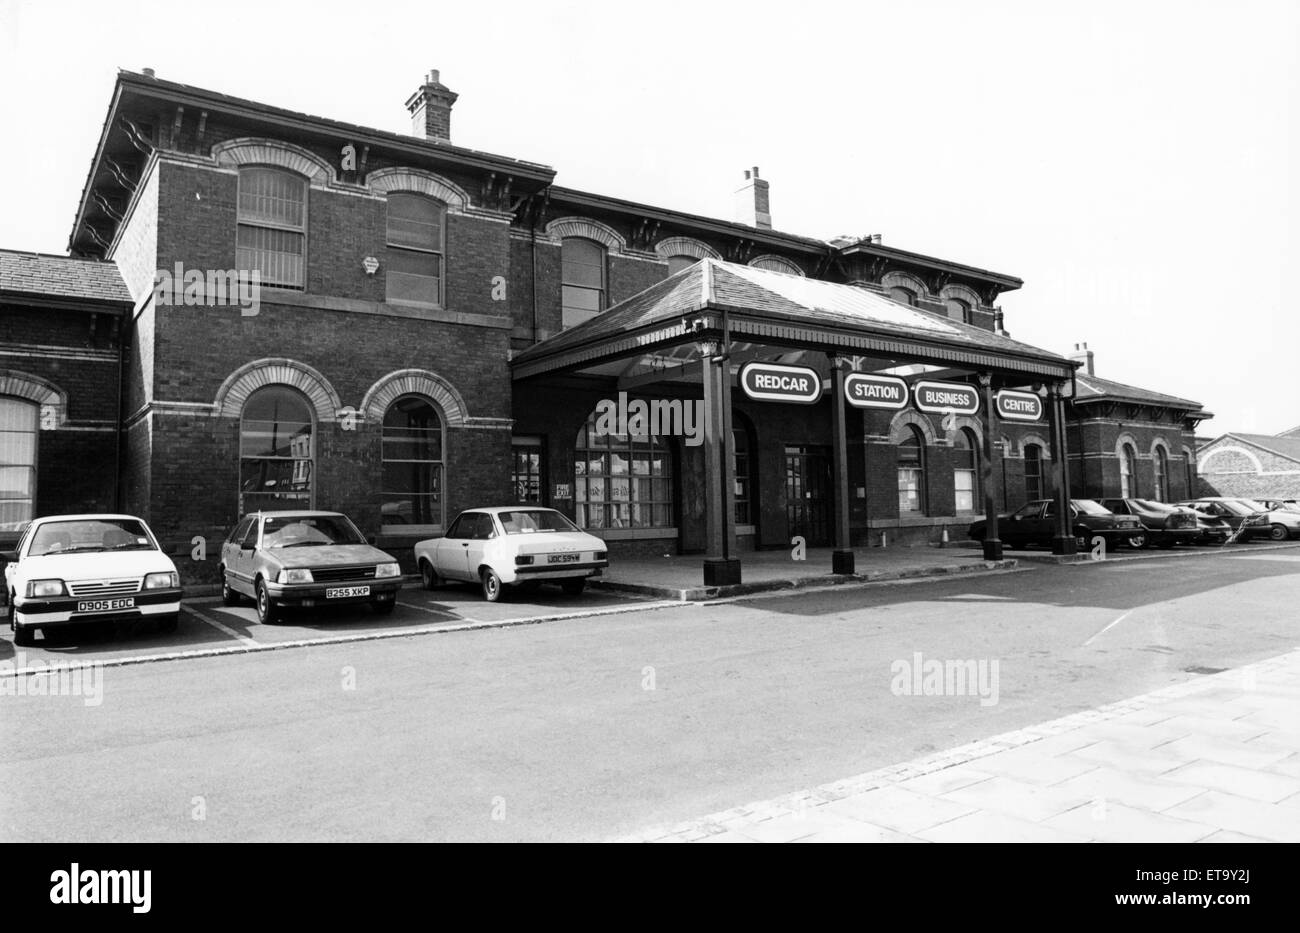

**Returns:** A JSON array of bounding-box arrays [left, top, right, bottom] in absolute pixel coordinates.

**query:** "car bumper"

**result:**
[[266, 580, 402, 606], [505, 561, 607, 584], [15, 587, 183, 627]]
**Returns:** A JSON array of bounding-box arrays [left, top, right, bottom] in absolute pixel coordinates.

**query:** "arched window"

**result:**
[[954, 428, 979, 512], [382, 395, 444, 532], [1154, 447, 1169, 502], [1024, 443, 1044, 502], [562, 237, 606, 328], [386, 192, 445, 307], [666, 255, 699, 276], [733, 426, 752, 525], [748, 255, 804, 276], [945, 298, 971, 324], [237, 167, 307, 288], [888, 286, 918, 306], [574, 410, 672, 529], [898, 426, 926, 514], [240, 386, 314, 513], [1120, 443, 1138, 498], [0, 397, 38, 530]]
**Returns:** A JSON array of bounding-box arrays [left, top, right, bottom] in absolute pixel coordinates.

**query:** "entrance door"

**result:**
[[785, 445, 832, 547]]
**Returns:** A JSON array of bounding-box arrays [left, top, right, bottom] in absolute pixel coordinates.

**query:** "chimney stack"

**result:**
[[734, 166, 772, 230], [405, 69, 458, 142], [1069, 341, 1095, 375]]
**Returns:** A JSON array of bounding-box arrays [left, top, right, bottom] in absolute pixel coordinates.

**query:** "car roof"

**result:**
[[245, 511, 348, 519], [28, 513, 149, 524], [458, 506, 561, 514]]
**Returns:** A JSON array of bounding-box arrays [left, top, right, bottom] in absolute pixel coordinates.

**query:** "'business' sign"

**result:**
[[995, 390, 1044, 422], [913, 381, 979, 415], [843, 373, 909, 410], [740, 362, 822, 404]]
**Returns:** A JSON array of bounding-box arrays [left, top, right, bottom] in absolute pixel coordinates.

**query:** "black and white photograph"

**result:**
[[0, 0, 1295, 903]]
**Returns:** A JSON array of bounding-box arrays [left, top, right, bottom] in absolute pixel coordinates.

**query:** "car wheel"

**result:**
[[560, 579, 586, 597], [157, 613, 179, 634], [220, 569, 241, 607], [1270, 524, 1289, 541], [372, 599, 396, 616], [255, 579, 282, 625], [419, 559, 442, 590], [481, 569, 504, 603], [1127, 533, 1148, 549]]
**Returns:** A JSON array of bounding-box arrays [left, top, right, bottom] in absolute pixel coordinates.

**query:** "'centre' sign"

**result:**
[[995, 390, 1044, 422], [843, 373, 909, 409], [913, 380, 979, 415], [740, 362, 822, 404]]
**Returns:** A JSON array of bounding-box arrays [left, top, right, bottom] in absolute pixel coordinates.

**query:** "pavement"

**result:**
[[614, 646, 1300, 843]]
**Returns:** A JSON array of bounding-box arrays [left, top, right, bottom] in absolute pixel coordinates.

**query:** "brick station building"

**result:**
[[0, 68, 1212, 583]]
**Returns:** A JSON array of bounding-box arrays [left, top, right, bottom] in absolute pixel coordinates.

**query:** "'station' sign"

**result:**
[[913, 380, 980, 415], [843, 373, 909, 409], [994, 390, 1044, 422], [739, 362, 822, 404]]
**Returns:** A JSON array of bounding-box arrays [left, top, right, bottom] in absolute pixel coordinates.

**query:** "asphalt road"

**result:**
[[2, 548, 1298, 841]]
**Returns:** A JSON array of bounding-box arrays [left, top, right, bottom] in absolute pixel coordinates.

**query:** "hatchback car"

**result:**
[[3, 514, 182, 646], [1098, 498, 1200, 549], [219, 511, 402, 624], [414, 507, 608, 602], [968, 498, 1143, 550]]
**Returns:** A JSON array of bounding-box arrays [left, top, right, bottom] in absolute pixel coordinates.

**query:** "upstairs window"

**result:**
[[237, 167, 306, 288], [386, 193, 445, 307], [562, 237, 606, 328], [945, 298, 972, 324]]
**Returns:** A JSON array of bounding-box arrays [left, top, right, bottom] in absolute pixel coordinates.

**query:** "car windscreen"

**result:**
[[1072, 499, 1112, 516], [497, 510, 581, 534], [28, 518, 155, 556], [1131, 499, 1176, 512], [1215, 501, 1255, 517], [1233, 499, 1268, 513], [262, 515, 367, 548]]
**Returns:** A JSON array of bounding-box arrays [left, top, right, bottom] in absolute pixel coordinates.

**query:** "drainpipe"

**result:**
[[114, 312, 127, 511]]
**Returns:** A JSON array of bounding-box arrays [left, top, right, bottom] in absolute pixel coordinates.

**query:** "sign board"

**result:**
[[843, 373, 909, 410], [913, 380, 979, 415], [994, 390, 1044, 422], [740, 362, 822, 404]]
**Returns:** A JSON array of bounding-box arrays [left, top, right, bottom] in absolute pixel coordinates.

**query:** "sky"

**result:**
[[1, 0, 1296, 435]]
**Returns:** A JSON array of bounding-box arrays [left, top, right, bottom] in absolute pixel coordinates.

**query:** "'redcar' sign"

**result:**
[[740, 362, 822, 404]]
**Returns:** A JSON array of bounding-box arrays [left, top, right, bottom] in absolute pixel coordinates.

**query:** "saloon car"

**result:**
[[219, 511, 402, 624], [414, 507, 608, 602], [1174, 498, 1261, 532], [1234, 501, 1300, 541], [3, 514, 182, 646], [1098, 498, 1200, 549], [968, 498, 1144, 550]]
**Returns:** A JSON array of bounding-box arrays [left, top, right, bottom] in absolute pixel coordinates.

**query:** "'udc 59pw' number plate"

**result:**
[[77, 597, 135, 613], [547, 554, 581, 564], [326, 586, 370, 599]]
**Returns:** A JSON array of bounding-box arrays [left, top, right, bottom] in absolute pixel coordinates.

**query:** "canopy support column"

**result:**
[[1049, 383, 1077, 555], [831, 355, 855, 574], [978, 373, 1003, 561], [702, 339, 740, 586]]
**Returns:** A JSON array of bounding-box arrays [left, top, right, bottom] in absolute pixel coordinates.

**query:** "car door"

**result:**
[[463, 513, 498, 581], [227, 518, 261, 595], [435, 514, 472, 581], [222, 517, 252, 591]]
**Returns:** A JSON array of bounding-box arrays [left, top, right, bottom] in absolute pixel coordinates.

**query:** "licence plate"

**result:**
[[547, 553, 581, 564], [77, 597, 135, 613], [326, 586, 370, 599]]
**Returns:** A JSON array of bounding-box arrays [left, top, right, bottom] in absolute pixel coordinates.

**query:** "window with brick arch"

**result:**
[[236, 167, 306, 288], [945, 298, 972, 324], [667, 255, 699, 276], [381, 395, 444, 533], [574, 410, 673, 530], [954, 428, 979, 512], [562, 237, 606, 329], [1120, 443, 1138, 498], [1024, 443, 1044, 502], [898, 426, 926, 514], [888, 286, 918, 307], [239, 386, 314, 513], [386, 193, 445, 307], [0, 397, 37, 530], [1153, 447, 1169, 502]]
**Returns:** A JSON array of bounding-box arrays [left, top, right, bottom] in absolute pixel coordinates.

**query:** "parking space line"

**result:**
[[1084, 609, 1134, 646], [395, 599, 462, 619], [186, 606, 260, 648]]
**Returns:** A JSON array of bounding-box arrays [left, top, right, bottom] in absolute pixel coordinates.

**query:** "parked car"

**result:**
[[1182, 508, 1232, 546], [1174, 498, 1260, 532], [1097, 498, 1201, 548], [219, 511, 402, 624], [414, 507, 608, 602], [1252, 498, 1300, 513], [1235, 502, 1300, 541], [968, 498, 1144, 550], [3, 513, 182, 646]]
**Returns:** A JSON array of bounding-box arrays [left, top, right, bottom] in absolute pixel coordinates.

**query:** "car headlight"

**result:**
[[278, 568, 314, 584], [375, 563, 401, 578], [26, 579, 66, 598], [144, 571, 179, 589]]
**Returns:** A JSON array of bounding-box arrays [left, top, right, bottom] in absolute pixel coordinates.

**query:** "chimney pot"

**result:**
[[734, 166, 772, 230], [406, 69, 458, 142], [143, 67, 155, 77]]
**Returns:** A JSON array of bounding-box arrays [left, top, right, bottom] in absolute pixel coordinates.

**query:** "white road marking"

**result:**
[[396, 600, 461, 618], [186, 606, 260, 648], [1222, 555, 1300, 562], [1084, 609, 1134, 646]]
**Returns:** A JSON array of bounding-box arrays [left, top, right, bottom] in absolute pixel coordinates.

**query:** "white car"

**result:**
[[414, 507, 608, 602], [3, 514, 182, 646]]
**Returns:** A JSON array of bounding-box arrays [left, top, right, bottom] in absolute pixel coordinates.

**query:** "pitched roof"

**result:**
[[0, 249, 131, 307], [1217, 433, 1300, 463], [1073, 372, 1205, 413], [514, 259, 1071, 376], [1276, 424, 1300, 439]]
